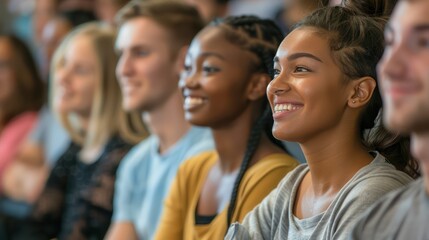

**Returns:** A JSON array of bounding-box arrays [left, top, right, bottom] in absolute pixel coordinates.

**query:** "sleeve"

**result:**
[[111, 149, 139, 222], [154, 162, 189, 240], [72, 146, 131, 239]]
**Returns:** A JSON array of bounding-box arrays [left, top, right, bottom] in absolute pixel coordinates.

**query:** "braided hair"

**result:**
[[210, 15, 286, 228]]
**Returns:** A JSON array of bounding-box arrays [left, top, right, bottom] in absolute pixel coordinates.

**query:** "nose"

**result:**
[[377, 43, 408, 83], [116, 53, 134, 78], [267, 74, 291, 96], [55, 65, 70, 87], [178, 69, 199, 90]]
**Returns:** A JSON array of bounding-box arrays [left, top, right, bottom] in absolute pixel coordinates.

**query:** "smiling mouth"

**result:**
[[273, 103, 302, 113], [184, 96, 205, 110]]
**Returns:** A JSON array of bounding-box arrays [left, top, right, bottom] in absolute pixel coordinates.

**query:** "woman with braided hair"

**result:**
[[154, 16, 298, 240], [225, 6, 418, 240]]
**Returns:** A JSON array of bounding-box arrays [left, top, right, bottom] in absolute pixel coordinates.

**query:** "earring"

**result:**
[[352, 100, 356, 103]]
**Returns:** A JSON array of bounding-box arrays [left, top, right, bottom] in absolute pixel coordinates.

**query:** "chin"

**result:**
[[383, 116, 413, 135], [185, 116, 205, 127], [123, 100, 141, 112]]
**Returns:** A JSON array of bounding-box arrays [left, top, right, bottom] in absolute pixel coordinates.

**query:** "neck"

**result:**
[[211, 106, 260, 173], [411, 131, 429, 194], [300, 127, 373, 196], [144, 91, 191, 154]]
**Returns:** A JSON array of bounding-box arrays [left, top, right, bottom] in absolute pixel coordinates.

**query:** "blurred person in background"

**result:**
[[39, 15, 73, 81], [59, 0, 95, 12], [106, 1, 214, 239], [341, 0, 398, 17], [33, 0, 96, 76], [0, 9, 97, 216], [228, 0, 283, 20], [350, 0, 429, 238], [281, 0, 328, 30], [39, 10, 96, 81], [0, 34, 44, 234], [32, 0, 59, 48], [0, 34, 44, 189], [5, 22, 147, 240], [95, 0, 131, 25], [184, 0, 230, 23]]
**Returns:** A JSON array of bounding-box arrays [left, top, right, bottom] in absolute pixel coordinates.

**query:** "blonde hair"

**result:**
[[51, 22, 147, 157]]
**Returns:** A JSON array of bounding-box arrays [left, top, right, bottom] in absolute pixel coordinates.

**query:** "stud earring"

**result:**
[[352, 100, 356, 103]]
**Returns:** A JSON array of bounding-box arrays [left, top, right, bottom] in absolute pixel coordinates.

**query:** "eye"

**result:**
[[273, 68, 281, 78], [183, 64, 192, 72], [295, 66, 310, 73], [202, 65, 220, 74], [74, 65, 92, 75], [416, 36, 429, 48], [132, 49, 149, 58]]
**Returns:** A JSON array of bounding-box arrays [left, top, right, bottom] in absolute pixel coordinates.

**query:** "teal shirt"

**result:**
[[112, 126, 214, 239]]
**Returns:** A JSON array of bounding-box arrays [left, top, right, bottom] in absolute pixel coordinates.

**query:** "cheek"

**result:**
[[77, 77, 97, 105], [142, 57, 171, 84]]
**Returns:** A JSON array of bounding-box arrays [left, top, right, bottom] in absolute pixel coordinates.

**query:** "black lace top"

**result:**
[[20, 135, 133, 240]]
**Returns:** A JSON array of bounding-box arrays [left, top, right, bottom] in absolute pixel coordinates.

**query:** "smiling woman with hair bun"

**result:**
[[225, 6, 418, 240]]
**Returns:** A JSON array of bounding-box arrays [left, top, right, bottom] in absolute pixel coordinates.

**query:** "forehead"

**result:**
[[64, 35, 95, 59], [188, 26, 257, 62], [116, 17, 170, 49], [389, 0, 429, 34], [276, 28, 332, 63]]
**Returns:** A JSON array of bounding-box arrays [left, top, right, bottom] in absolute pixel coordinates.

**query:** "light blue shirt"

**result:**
[[112, 126, 214, 240]]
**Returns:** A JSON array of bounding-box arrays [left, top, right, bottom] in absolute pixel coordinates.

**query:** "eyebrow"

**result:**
[[273, 52, 323, 63], [199, 52, 226, 60], [413, 24, 429, 32]]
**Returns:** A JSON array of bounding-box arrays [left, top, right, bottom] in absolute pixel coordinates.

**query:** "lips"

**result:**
[[385, 86, 418, 97], [273, 103, 303, 113], [120, 78, 141, 94], [183, 96, 206, 110]]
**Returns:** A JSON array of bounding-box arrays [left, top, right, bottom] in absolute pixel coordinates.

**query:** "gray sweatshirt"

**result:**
[[225, 153, 413, 240]]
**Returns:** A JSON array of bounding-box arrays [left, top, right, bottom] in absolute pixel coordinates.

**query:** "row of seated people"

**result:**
[[0, 0, 428, 239]]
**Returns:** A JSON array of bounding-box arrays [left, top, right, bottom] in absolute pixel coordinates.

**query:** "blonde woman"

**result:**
[[7, 22, 147, 240]]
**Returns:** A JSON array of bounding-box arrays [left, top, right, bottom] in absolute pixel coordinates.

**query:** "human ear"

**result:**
[[348, 76, 377, 108], [247, 73, 271, 101]]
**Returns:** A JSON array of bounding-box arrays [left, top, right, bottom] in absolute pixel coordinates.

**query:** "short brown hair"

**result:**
[[116, 0, 204, 55]]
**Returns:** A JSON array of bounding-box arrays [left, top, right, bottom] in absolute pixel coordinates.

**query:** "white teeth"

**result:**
[[184, 97, 204, 108], [274, 104, 301, 113]]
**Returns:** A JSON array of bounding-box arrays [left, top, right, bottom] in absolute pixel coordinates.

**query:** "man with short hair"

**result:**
[[350, 0, 429, 239], [106, 1, 213, 240]]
